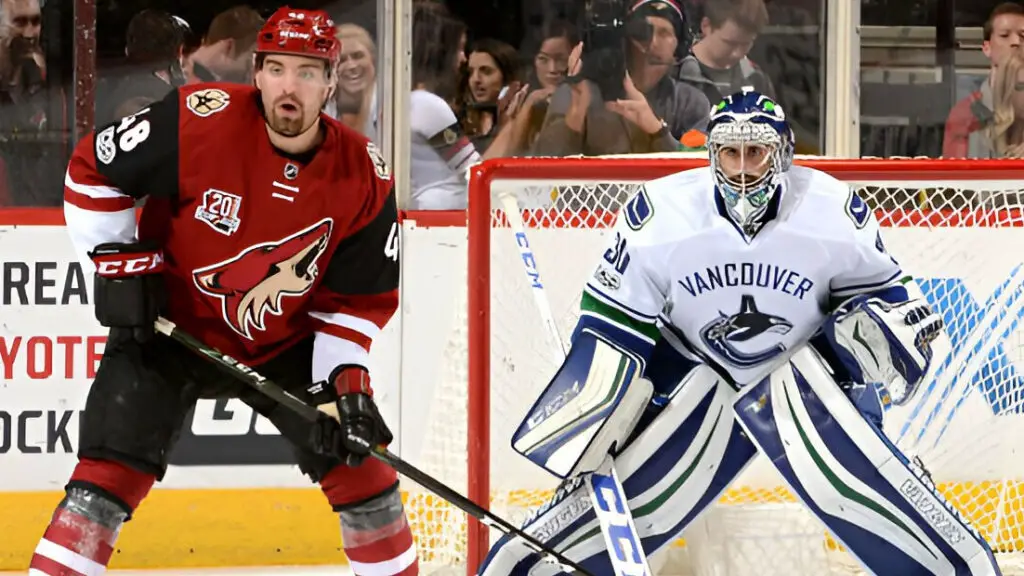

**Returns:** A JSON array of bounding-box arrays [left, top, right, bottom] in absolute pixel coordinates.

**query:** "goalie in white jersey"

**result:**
[[479, 90, 1001, 576]]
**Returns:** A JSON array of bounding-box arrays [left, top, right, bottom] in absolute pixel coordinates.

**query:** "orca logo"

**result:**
[[845, 189, 870, 229], [700, 294, 793, 368]]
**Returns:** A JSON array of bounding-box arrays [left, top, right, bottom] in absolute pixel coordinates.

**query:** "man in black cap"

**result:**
[[532, 0, 710, 156]]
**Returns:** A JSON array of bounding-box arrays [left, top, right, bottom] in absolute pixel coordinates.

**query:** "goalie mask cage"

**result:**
[[401, 156, 1024, 576]]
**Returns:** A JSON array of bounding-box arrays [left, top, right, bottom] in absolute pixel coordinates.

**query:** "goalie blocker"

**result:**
[[482, 307, 999, 576], [511, 328, 652, 478]]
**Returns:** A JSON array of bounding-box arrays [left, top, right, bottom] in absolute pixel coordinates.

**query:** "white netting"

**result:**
[[403, 157, 1024, 575]]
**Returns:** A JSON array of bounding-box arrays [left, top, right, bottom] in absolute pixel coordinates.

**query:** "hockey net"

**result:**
[[401, 155, 1024, 575]]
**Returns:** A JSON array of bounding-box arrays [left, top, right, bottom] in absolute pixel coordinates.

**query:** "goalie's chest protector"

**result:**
[[655, 176, 850, 386]]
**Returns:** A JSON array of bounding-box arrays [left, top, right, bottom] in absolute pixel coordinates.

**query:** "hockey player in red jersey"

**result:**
[[31, 8, 417, 576]]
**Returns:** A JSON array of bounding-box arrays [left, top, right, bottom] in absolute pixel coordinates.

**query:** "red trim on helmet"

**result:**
[[256, 7, 340, 67]]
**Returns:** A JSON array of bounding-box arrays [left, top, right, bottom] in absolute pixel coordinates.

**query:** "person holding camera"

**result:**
[[531, 0, 710, 156]]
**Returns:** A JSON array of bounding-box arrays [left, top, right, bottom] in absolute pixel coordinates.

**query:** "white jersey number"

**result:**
[[115, 108, 152, 152], [384, 221, 400, 262]]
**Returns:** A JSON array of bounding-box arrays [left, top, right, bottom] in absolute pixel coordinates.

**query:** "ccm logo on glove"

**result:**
[[92, 251, 165, 277]]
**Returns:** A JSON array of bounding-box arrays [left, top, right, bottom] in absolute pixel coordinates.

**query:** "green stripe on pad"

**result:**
[[581, 291, 661, 341], [783, 385, 937, 559]]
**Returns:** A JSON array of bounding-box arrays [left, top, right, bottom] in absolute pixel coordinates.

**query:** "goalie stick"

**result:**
[[152, 316, 592, 576], [498, 192, 654, 576]]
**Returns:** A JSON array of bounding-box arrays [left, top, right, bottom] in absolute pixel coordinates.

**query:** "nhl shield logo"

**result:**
[[284, 163, 299, 180], [195, 189, 242, 235]]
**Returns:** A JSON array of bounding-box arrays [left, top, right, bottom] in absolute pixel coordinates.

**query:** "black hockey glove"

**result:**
[[308, 365, 393, 466], [88, 241, 166, 343]]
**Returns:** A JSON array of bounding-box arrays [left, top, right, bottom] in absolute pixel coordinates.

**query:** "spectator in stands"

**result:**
[[977, 51, 1024, 158], [677, 0, 775, 106], [942, 2, 1024, 158], [459, 38, 522, 150], [408, 1, 531, 207], [95, 10, 187, 125], [489, 20, 578, 156], [409, 1, 482, 209], [327, 23, 378, 139], [1, 0, 40, 47], [0, 0, 45, 130], [188, 6, 265, 84], [522, 19, 577, 91], [531, 0, 710, 156], [0, 0, 43, 206]]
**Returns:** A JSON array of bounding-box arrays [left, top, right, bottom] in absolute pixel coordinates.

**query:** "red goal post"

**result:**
[[454, 155, 1024, 574]]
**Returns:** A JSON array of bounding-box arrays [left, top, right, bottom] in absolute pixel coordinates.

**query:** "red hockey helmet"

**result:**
[[256, 7, 340, 69]]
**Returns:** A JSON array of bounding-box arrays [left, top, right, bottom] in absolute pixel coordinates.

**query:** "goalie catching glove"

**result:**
[[822, 289, 944, 408], [308, 365, 393, 466]]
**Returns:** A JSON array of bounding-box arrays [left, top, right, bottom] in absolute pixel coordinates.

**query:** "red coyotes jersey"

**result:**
[[63, 83, 399, 377]]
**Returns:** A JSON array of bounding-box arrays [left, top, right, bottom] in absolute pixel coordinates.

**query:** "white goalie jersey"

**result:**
[[585, 164, 906, 385]]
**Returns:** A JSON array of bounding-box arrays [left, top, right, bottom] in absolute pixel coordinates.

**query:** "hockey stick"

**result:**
[[499, 194, 567, 361], [497, 193, 653, 576], [152, 316, 592, 576]]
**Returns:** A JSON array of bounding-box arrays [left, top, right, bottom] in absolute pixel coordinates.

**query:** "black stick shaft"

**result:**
[[153, 317, 591, 576]]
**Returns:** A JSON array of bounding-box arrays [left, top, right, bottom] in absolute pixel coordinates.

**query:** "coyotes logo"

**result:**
[[193, 219, 333, 340], [187, 88, 230, 117]]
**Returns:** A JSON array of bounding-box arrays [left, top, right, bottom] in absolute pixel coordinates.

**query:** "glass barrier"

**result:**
[[40, 0, 1024, 211], [0, 0, 68, 206], [860, 0, 1024, 158], [10, 1, 382, 208], [405, 0, 827, 210]]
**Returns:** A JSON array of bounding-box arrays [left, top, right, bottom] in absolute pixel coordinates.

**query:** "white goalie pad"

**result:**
[[512, 328, 653, 478], [480, 362, 756, 576], [734, 346, 999, 576]]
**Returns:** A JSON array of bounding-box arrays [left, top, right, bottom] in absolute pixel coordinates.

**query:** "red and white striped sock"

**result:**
[[28, 504, 119, 576], [344, 515, 419, 576], [29, 459, 153, 576]]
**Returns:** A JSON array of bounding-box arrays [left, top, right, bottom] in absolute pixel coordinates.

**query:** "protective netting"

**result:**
[[402, 157, 1024, 575]]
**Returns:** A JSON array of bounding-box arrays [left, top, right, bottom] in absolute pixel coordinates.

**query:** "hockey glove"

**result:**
[[308, 365, 393, 466], [824, 293, 944, 407], [89, 241, 166, 343]]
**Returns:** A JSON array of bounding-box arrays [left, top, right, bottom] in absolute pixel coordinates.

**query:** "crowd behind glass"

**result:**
[[2, 0, 1023, 208]]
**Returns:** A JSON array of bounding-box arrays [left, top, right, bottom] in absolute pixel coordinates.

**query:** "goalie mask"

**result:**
[[707, 91, 794, 235]]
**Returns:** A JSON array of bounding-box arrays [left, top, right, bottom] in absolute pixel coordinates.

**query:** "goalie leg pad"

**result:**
[[512, 328, 653, 478], [480, 364, 757, 576], [734, 347, 1000, 576]]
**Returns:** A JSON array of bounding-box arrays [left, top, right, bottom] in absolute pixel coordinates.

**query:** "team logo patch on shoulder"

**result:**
[[95, 125, 116, 164], [845, 188, 870, 229], [624, 186, 653, 230], [195, 189, 242, 235], [367, 142, 391, 181], [187, 88, 230, 117]]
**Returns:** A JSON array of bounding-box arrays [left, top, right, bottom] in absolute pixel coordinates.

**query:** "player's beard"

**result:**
[[266, 97, 313, 137]]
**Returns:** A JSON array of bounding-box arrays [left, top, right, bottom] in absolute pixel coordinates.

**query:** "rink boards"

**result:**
[[1, 213, 1024, 569]]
